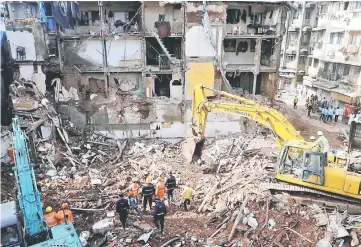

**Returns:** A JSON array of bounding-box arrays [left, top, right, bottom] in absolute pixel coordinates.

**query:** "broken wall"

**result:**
[[260, 72, 276, 102], [63, 38, 142, 68], [186, 2, 226, 24], [76, 1, 141, 34], [143, 1, 183, 34], [223, 39, 255, 65], [7, 2, 39, 19], [7, 30, 37, 61]]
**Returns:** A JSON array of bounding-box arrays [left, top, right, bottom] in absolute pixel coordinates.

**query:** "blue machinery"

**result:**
[[11, 118, 81, 246]]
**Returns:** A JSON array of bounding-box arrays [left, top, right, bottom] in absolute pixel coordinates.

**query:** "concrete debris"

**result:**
[[247, 217, 258, 229], [137, 230, 153, 244], [92, 218, 114, 234], [3, 83, 361, 247]]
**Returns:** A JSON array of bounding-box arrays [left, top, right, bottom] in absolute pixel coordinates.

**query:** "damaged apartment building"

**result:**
[[281, 1, 361, 111], [3, 1, 289, 139]]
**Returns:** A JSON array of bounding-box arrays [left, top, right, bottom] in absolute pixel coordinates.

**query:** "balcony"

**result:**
[[316, 17, 328, 29], [349, 18, 361, 31], [307, 66, 318, 77]]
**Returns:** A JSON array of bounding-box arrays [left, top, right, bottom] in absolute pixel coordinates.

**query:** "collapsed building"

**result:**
[[2, 1, 290, 140]]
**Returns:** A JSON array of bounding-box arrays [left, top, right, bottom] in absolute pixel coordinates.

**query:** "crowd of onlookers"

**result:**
[[287, 85, 361, 126]]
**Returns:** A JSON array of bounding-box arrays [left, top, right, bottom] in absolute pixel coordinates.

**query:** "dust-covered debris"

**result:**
[[2, 80, 361, 247]]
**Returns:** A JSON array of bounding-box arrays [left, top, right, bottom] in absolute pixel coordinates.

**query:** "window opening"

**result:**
[[154, 74, 171, 97]]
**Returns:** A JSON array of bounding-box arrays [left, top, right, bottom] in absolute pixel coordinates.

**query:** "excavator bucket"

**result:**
[[181, 136, 205, 164]]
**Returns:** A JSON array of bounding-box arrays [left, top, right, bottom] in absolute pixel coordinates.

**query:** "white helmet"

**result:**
[[317, 131, 323, 136], [310, 136, 315, 141]]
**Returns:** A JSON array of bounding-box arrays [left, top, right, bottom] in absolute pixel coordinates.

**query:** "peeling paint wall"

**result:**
[[185, 63, 215, 100], [260, 72, 276, 100], [186, 3, 226, 24]]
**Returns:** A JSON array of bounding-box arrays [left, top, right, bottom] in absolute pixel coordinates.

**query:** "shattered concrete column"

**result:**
[[252, 38, 261, 95]]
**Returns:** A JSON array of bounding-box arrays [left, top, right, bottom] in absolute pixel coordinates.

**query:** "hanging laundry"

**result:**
[[236, 41, 249, 55], [52, 2, 73, 29], [155, 22, 171, 38], [241, 9, 247, 23], [108, 10, 114, 18]]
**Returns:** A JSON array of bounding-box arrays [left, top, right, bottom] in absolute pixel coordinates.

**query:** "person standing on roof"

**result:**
[[165, 172, 176, 203], [183, 182, 193, 211], [316, 131, 330, 153], [128, 178, 142, 219], [43, 206, 61, 227], [155, 177, 166, 200], [153, 198, 167, 234], [293, 96, 298, 109], [141, 176, 155, 212], [57, 202, 74, 224], [116, 193, 130, 230]]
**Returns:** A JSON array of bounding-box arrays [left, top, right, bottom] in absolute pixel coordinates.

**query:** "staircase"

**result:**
[[152, 30, 174, 64]]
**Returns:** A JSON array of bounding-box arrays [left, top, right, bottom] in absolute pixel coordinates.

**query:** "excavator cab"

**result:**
[[277, 143, 327, 186]]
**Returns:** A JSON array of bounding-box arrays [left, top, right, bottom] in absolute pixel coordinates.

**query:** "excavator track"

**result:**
[[260, 182, 361, 204]]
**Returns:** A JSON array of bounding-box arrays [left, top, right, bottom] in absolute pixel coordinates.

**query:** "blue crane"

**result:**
[[9, 118, 81, 246]]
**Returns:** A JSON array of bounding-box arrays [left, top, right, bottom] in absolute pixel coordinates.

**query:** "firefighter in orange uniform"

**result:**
[[128, 178, 142, 218], [155, 177, 166, 200], [57, 203, 74, 224], [43, 206, 60, 227]]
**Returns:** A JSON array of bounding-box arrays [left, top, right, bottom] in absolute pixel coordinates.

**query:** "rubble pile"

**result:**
[[2, 80, 361, 246]]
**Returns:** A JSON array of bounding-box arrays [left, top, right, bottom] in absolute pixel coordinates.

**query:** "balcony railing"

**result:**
[[159, 54, 170, 70]]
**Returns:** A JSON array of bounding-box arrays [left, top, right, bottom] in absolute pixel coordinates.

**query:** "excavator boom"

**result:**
[[183, 85, 361, 205], [183, 85, 304, 162]]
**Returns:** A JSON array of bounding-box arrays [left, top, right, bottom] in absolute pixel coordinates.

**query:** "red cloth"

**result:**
[[155, 22, 171, 38]]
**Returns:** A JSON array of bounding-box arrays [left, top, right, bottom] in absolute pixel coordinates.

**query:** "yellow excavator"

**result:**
[[182, 85, 361, 203]]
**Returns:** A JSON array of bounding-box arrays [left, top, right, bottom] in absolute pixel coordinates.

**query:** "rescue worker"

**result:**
[[155, 177, 166, 200], [57, 203, 74, 224], [293, 96, 298, 109], [141, 176, 155, 211], [116, 193, 130, 230], [128, 178, 142, 219], [316, 131, 330, 153], [129, 178, 140, 198], [7, 142, 14, 165], [165, 172, 176, 202], [183, 182, 193, 211], [43, 206, 60, 227], [153, 198, 167, 234]]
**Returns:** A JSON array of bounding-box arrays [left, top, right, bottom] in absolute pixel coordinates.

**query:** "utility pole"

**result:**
[[294, 1, 306, 85], [99, 1, 109, 97]]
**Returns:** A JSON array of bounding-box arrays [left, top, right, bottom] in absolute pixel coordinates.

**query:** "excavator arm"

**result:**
[[182, 85, 304, 162]]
